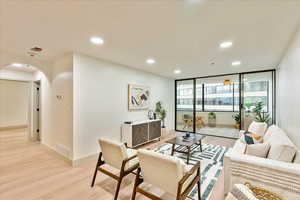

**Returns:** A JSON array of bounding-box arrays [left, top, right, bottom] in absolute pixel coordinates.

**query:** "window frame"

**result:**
[[175, 69, 276, 134]]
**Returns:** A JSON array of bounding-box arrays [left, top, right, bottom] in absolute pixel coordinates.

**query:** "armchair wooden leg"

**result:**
[[131, 185, 137, 200], [114, 177, 123, 200], [91, 153, 103, 187], [91, 168, 98, 187], [131, 168, 142, 200], [114, 176, 123, 200], [197, 181, 201, 200]]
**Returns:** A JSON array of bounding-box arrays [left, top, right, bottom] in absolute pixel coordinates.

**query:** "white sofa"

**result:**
[[224, 125, 300, 200]]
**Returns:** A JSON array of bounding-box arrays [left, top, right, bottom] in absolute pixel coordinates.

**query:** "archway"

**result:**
[[0, 63, 49, 144]]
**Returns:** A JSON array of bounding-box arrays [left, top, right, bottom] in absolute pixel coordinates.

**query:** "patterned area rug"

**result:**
[[154, 143, 228, 200]]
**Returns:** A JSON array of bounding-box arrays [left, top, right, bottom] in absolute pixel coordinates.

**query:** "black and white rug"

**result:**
[[153, 143, 228, 200]]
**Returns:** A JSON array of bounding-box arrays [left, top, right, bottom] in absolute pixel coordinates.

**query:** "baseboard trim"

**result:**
[[0, 125, 28, 131], [42, 143, 99, 167], [42, 142, 73, 166], [72, 153, 99, 167]]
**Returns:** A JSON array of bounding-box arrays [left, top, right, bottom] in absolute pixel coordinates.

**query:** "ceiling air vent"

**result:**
[[28, 46, 43, 57]]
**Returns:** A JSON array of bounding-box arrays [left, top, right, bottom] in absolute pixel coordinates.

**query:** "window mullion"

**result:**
[[202, 83, 204, 112]]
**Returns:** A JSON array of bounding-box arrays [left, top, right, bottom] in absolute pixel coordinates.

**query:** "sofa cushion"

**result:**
[[245, 143, 270, 158], [268, 144, 297, 163], [293, 151, 300, 164], [248, 121, 268, 137], [263, 125, 295, 147]]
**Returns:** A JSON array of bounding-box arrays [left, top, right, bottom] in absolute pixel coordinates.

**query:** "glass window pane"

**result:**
[[241, 71, 274, 130], [176, 80, 194, 132], [204, 83, 234, 111], [234, 82, 240, 112]]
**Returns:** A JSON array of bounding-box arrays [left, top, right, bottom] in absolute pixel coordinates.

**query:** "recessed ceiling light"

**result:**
[[174, 69, 181, 74], [220, 41, 233, 49], [146, 58, 156, 64], [232, 61, 241, 66], [90, 36, 104, 45], [11, 63, 23, 67]]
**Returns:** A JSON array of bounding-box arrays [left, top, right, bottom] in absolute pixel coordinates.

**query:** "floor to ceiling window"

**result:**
[[175, 70, 276, 139], [240, 71, 275, 130], [176, 80, 194, 132]]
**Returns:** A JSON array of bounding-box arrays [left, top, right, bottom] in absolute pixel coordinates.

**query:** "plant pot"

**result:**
[[208, 117, 216, 127], [161, 120, 166, 128], [161, 127, 168, 137]]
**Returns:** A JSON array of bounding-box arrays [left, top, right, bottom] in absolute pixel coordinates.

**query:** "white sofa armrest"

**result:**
[[224, 151, 300, 199], [232, 140, 246, 154]]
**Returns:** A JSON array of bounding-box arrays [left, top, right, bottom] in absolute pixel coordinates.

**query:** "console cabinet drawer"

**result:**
[[132, 123, 148, 147], [121, 120, 161, 148]]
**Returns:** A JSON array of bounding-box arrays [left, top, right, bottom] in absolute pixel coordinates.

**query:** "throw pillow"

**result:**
[[268, 144, 297, 162], [245, 143, 270, 158], [294, 151, 300, 164], [248, 121, 268, 137], [240, 131, 262, 144], [226, 184, 258, 200]]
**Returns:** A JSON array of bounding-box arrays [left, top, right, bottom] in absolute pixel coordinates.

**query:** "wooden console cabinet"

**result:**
[[121, 119, 161, 148]]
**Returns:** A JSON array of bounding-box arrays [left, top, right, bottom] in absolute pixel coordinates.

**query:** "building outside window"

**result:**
[[177, 81, 269, 112]]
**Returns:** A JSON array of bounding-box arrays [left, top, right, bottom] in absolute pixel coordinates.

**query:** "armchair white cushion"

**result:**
[[93, 138, 139, 200], [99, 138, 138, 170], [137, 149, 197, 196]]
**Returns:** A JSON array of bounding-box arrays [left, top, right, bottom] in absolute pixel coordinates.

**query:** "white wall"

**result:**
[[0, 79, 30, 128], [33, 55, 73, 160], [73, 53, 174, 160], [277, 26, 300, 148], [51, 55, 73, 159], [0, 70, 34, 129]]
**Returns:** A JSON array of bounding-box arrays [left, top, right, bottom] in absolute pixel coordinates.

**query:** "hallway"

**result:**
[[0, 128, 112, 200]]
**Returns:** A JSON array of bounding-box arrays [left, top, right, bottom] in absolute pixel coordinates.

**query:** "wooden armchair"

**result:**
[[131, 149, 201, 200], [91, 139, 139, 200], [182, 114, 193, 130], [196, 116, 205, 128]]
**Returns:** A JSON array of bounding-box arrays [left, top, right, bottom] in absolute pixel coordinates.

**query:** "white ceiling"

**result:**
[[1, 0, 300, 79]]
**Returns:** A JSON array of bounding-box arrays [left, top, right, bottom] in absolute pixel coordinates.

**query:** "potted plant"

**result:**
[[253, 101, 271, 124], [208, 112, 216, 127], [155, 101, 167, 128], [232, 113, 240, 129]]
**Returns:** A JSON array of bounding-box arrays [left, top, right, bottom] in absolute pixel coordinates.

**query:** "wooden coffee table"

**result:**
[[166, 133, 206, 164]]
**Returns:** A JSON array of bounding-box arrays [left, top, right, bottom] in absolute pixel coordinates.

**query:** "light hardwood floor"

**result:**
[[0, 128, 235, 200]]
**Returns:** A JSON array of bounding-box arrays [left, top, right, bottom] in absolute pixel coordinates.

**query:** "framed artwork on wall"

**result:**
[[128, 84, 150, 110]]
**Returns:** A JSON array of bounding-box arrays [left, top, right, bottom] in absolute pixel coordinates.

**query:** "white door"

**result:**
[[30, 81, 40, 141]]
